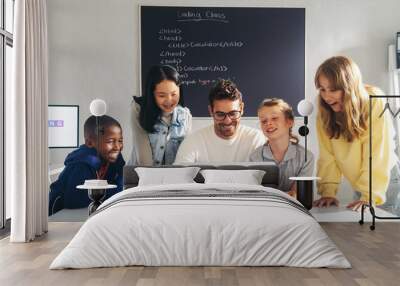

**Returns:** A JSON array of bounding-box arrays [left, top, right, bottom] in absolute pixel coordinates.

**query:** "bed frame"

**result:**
[[123, 164, 279, 190]]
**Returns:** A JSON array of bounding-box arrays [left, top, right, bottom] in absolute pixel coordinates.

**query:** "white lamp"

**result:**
[[297, 99, 314, 162], [89, 99, 107, 176], [90, 99, 107, 117], [77, 99, 112, 215], [297, 99, 314, 117], [89, 98, 107, 179]]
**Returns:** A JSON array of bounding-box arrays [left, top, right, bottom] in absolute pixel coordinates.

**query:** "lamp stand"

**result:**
[[96, 116, 100, 178], [304, 116, 308, 162], [298, 116, 309, 163]]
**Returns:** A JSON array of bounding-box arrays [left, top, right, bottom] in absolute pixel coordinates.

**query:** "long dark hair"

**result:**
[[137, 65, 184, 133]]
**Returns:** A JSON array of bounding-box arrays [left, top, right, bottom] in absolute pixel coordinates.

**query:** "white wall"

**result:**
[[47, 0, 400, 200]]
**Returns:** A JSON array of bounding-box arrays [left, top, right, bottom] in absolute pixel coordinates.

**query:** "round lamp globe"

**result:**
[[89, 99, 107, 116], [297, 99, 314, 117]]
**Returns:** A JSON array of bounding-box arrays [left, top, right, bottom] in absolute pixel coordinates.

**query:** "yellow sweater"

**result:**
[[316, 98, 396, 205]]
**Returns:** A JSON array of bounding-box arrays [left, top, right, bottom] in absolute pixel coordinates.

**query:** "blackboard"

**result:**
[[141, 6, 305, 117]]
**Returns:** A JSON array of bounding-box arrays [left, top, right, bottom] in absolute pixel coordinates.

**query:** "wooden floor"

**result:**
[[0, 222, 399, 286]]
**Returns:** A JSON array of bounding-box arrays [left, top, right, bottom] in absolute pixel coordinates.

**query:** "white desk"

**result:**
[[310, 206, 398, 222], [48, 164, 64, 184], [48, 205, 398, 223], [48, 208, 88, 222]]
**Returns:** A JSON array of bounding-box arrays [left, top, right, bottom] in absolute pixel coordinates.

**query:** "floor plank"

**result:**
[[0, 222, 399, 286]]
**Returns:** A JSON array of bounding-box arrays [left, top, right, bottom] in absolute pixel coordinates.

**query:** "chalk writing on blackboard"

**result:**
[[160, 59, 183, 65], [167, 41, 243, 49], [158, 28, 182, 34], [141, 6, 305, 116], [177, 66, 228, 72], [177, 10, 229, 23], [159, 50, 186, 57], [158, 35, 182, 41]]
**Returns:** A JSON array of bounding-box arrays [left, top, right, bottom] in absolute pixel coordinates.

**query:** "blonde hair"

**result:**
[[314, 56, 374, 142], [258, 98, 299, 144]]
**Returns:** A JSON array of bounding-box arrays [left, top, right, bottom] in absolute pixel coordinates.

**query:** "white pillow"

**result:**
[[135, 167, 201, 186], [200, 169, 266, 185]]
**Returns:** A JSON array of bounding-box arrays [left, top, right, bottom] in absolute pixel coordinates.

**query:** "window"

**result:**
[[1, 0, 14, 230]]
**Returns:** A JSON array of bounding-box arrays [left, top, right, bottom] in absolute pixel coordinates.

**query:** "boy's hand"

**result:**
[[287, 189, 296, 198], [313, 197, 339, 208], [346, 200, 368, 212]]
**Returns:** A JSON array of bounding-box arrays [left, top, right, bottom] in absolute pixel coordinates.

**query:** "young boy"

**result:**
[[49, 115, 125, 215]]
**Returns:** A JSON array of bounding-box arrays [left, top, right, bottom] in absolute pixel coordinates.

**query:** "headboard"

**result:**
[[123, 164, 279, 189]]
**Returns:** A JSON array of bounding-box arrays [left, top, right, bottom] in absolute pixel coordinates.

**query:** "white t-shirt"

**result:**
[[174, 124, 266, 164]]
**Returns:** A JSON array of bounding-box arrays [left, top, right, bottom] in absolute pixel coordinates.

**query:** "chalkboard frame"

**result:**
[[139, 5, 306, 118]]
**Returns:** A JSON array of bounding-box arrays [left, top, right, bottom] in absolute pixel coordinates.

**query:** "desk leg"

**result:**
[[87, 189, 106, 215], [297, 181, 313, 210]]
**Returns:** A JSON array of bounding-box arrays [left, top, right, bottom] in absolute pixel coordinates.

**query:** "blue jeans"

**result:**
[[379, 162, 400, 215], [352, 163, 400, 215]]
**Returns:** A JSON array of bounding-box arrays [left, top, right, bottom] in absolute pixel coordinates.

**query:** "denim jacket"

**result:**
[[148, 105, 191, 165]]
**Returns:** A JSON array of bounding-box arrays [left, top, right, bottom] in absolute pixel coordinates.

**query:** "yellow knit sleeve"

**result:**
[[354, 98, 394, 205], [316, 118, 342, 198]]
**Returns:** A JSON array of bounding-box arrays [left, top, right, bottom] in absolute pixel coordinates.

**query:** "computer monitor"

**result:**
[[48, 105, 79, 148]]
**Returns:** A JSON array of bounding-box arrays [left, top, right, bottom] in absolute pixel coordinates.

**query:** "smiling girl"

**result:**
[[313, 56, 399, 212], [250, 98, 314, 196], [130, 65, 192, 166]]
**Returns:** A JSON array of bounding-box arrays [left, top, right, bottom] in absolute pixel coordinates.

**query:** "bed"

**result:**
[[50, 164, 350, 269]]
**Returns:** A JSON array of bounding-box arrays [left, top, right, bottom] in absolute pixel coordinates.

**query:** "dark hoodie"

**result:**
[[49, 145, 125, 215]]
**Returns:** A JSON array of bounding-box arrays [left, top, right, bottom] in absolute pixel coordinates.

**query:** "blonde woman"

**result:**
[[313, 56, 399, 211], [250, 98, 314, 196]]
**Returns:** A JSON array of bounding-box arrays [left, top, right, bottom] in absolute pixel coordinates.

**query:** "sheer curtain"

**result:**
[[7, 0, 48, 242]]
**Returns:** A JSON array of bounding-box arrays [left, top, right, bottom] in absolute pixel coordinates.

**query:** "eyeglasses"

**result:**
[[213, 110, 242, 121]]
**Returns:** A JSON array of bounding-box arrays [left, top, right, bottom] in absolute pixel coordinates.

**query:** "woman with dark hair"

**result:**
[[129, 65, 192, 165]]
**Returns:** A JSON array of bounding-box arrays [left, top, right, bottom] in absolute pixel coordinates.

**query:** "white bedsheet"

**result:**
[[50, 183, 351, 269]]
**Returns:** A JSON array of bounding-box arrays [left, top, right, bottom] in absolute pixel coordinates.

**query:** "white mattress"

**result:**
[[50, 183, 351, 269]]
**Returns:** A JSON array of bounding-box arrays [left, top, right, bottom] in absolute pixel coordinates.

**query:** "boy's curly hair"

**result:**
[[84, 115, 121, 141]]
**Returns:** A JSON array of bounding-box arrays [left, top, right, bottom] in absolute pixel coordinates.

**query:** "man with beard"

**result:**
[[174, 79, 265, 163]]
